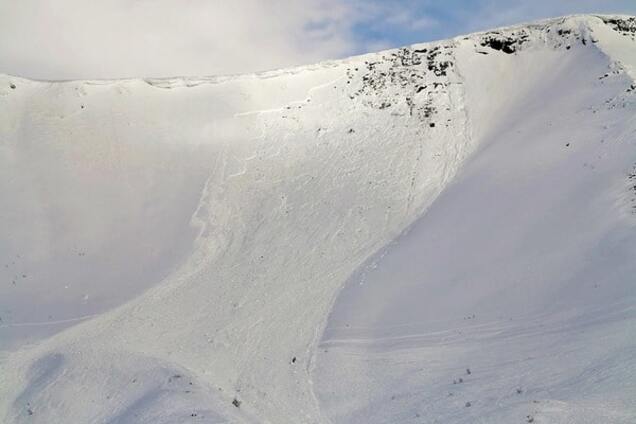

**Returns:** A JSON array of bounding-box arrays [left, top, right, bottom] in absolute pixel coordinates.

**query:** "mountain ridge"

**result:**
[[1, 14, 634, 86]]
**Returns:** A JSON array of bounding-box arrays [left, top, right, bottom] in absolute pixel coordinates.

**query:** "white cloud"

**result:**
[[383, 9, 438, 31], [0, 0, 358, 80]]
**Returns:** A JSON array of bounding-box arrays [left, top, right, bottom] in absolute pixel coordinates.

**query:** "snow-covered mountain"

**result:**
[[1, 14, 635, 424]]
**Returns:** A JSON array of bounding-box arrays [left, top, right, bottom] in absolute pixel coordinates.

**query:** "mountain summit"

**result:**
[[1, 15, 635, 423]]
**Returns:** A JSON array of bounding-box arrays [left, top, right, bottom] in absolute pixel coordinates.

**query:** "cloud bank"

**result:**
[[0, 0, 357, 80]]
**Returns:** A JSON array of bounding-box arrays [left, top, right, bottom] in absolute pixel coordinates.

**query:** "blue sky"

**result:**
[[348, 0, 636, 52], [1, 0, 635, 79]]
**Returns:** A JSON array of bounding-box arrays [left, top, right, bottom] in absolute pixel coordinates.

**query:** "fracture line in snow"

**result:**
[[233, 76, 346, 118]]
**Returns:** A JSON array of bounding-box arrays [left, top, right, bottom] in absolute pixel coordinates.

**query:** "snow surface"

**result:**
[[0, 14, 635, 423]]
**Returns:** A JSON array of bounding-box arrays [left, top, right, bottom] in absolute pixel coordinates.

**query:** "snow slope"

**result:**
[[1, 14, 635, 424], [316, 18, 636, 424]]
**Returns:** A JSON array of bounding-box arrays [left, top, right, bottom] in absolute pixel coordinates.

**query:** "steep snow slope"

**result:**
[[316, 18, 636, 424], [1, 14, 635, 424], [1, 23, 472, 423]]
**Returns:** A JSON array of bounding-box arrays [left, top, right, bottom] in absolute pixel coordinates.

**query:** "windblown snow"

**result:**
[[1, 15, 636, 424]]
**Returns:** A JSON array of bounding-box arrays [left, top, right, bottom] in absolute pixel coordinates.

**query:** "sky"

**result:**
[[1, 0, 635, 80]]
